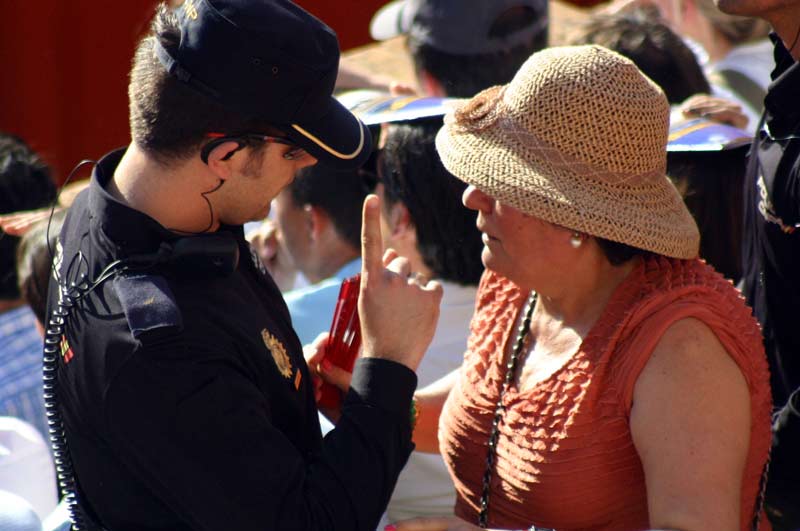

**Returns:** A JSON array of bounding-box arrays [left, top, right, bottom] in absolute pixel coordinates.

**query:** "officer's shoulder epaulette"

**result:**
[[112, 273, 183, 341]]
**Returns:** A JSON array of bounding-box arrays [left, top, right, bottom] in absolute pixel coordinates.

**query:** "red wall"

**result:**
[[0, 1, 384, 184]]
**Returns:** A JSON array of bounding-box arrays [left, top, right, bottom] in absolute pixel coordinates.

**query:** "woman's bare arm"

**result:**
[[413, 368, 460, 453], [631, 317, 751, 531]]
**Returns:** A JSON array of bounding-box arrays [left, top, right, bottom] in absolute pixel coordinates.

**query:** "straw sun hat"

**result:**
[[435, 44, 700, 259]]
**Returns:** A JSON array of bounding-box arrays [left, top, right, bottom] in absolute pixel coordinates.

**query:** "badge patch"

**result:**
[[184, 0, 199, 19], [262, 329, 292, 378], [60, 335, 74, 364]]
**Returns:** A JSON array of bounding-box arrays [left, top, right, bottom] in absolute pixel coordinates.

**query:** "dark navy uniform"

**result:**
[[742, 35, 800, 408], [48, 149, 416, 531], [741, 35, 800, 530]]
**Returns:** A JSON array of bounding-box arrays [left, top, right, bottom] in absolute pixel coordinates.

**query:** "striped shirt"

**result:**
[[0, 306, 47, 441]]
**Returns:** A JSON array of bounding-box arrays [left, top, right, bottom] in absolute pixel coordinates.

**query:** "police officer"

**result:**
[[712, 0, 800, 527], [46, 1, 441, 530]]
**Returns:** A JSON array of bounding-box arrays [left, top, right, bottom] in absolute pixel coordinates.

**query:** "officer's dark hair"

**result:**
[[129, 4, 278, 165], [379, 120, 483, 285], [288, 162, 372, 251], [16, 210, 65, 324], [407, 6, 547, 98], [0, 133, 57, 301], [570, 10, 711, 104]]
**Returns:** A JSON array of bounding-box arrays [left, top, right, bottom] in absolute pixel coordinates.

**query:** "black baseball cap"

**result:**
[[154, 0, 371, 169]]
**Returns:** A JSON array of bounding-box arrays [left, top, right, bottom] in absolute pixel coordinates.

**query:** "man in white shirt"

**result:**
[[273, 164, 369, 345]]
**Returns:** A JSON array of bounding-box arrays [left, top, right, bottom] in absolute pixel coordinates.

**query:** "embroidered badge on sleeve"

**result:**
[[262, 329, 292, 378]]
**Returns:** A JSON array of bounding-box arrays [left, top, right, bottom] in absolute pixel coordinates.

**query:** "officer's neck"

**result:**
[[110, 144, 223, 233], [768, 11, 800, 60]]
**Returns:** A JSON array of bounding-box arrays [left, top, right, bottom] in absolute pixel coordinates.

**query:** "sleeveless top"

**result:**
[[439, 256, 772, 531]]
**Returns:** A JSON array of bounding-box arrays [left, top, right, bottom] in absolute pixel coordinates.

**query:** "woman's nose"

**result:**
[[462, 185, 492, 213]]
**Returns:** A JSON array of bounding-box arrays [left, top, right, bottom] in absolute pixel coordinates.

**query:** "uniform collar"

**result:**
[[765, 33, 800, 135], [87, 148, 184, 256]]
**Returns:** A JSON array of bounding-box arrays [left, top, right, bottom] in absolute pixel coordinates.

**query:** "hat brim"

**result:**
[[369, 0, 407, 41], [283, 97, 373, 170], [435, 109, 700, 260]]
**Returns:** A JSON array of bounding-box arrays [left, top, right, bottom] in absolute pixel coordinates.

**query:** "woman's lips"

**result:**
[[482, 232, 499, 245]]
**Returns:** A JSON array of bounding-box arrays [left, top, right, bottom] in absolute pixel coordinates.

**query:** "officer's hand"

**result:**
[[359, 195, 442, 372], [303, 332, 353, 402]]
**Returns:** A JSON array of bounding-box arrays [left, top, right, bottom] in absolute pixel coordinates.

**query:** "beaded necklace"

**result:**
[[478, 292, 542, 529]]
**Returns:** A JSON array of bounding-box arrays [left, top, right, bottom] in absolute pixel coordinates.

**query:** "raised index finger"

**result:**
[[361, 194, 384, 278]]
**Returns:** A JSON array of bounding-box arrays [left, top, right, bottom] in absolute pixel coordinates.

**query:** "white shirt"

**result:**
[[0, 417, 57, 521], [385, 280, 478, 523], [712, 39, 775, 94]]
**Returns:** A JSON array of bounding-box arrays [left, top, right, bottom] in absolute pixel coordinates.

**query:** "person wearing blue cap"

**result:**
[[43, 1, 442, 530]]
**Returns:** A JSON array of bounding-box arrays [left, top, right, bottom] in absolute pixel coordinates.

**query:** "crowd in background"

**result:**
[[0, 0, 798, 530]]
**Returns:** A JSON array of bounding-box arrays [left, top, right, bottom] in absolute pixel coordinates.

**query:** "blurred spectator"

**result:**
[[0, 417, 56, 522], [649, 0, 773, 128], [13, 213, 65, 530], [16, 211, 65, 332], [376, 119, 483, 523], [246, 218, 302, 292], [370, 0, 548, 97], [0, 133, 56, 442], [666, 117, 751, 282], [569, 9, 711, 103], [275, 162, 370, 345], [0, 490, 42, 531]]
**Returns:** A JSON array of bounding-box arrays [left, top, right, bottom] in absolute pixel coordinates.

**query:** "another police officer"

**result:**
[[46, 1, 441, 530]]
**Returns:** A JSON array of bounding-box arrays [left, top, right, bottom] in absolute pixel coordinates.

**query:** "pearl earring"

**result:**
[[570, 232, 583, 248]]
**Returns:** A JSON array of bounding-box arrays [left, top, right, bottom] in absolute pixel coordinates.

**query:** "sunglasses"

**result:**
[[200, 133, 307, 164]]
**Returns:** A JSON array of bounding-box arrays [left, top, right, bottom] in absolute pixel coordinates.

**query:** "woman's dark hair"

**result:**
[[570, 10, 711, 104], [595, 237, 652, 266], [667, 149, 746, 282], [379, 120, 484, 285]]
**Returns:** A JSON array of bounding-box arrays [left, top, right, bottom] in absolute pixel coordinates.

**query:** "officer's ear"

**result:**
[[204, 140, 243, 181]]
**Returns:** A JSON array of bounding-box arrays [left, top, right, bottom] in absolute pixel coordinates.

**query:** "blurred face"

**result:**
[[461, 185, 577, 289], [271, 188, 313, 277]]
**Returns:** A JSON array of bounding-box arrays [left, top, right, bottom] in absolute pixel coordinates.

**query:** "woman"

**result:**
[[389, 45, 772, 531]]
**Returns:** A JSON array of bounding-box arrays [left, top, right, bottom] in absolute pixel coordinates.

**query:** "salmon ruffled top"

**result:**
[[439, 256, 772, 531]]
